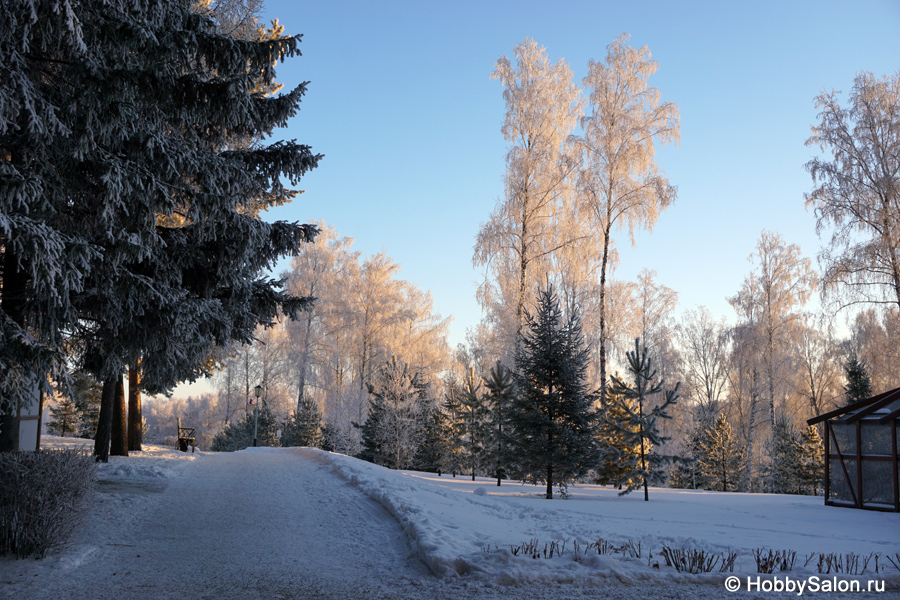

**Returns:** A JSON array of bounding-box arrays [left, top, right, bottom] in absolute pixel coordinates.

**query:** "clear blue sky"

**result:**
[[259, 0, 900, 348]]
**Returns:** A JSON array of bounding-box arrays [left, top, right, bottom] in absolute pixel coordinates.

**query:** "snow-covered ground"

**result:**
[[298, 448, 900, 589], [2, 437, 898, 599]]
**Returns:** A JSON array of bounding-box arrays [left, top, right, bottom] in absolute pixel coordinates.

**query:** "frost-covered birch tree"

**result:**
[[743, 232, 817, 438], [364, 358, 428, 470], [273, 225, 450, 454], [675, 306, 730, 414], [805, 71, 900, 311], [796, 313, 841, 417], [849, 307, 900, 392], [475, 39, 583, 365], [728, 280, 764, 491], [571, 34, 680, 399]]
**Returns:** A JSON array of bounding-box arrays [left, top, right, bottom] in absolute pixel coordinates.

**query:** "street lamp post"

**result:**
[[253, 384, 262, 447]]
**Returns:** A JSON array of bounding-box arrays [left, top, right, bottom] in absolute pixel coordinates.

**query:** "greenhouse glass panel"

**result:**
[[829, 423, 856, 456], [829, 458, 857, 503], [860, 424, 892, 456], [861, 460, 893, 506]]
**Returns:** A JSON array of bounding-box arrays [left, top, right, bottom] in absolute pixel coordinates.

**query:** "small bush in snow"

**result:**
[[508, 539, 570, 559], [814, 552, 880, 575], [753, 548, 796, 573], [660, 545, 720, 573], [720, 549, 739, 572], [0, 449, 97, 558], [586, 537, 616, 555]]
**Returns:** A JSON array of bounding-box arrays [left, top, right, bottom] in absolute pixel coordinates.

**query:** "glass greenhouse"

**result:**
[[807, 387, 900, 512]]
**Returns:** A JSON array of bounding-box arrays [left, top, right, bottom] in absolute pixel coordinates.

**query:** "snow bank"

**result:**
[[295, 448, 900, 587], [31, 436, 201, 571], [41, 435, 198, 479]]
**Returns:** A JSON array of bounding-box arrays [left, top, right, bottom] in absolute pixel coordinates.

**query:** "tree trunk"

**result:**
[[497, 420, 502, 487], [546, 463, 553, 499], [744, 369, 758, 492], [597, 223, 612, 402], [111, 376, 128, 456], [881, 203, 900, 311], [94, 377, 117, 462], [128, 365, 142, 451], [640, 394, 648, 502], [767, 329, 776, 437], [516, 210, 529, 347]]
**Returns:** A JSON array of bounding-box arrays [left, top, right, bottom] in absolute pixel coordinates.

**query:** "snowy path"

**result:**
[[4, 448, 432, 599], [2, 447, 893, 599]]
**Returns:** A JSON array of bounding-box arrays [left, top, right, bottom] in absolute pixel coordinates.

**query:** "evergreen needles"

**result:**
[[507, 285, 598, 499]]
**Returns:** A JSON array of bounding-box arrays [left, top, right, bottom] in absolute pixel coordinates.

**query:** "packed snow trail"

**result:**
[[4, 447, 435, 600], [3, 447, 891, 600]]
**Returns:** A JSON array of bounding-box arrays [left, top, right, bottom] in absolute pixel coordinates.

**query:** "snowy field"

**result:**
[[297, 448, 900, 588], [4, 437, 898, 599]]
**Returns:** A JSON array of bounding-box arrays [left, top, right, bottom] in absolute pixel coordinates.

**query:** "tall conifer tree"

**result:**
[[697, 414, 742, 492], [509, 285, 598, 499], [0, 0, 321, 455], [843, 352, 873, 405], [281, 396, 324, 448], [482, 361, 515, 486], [607, 338, 683, 500]]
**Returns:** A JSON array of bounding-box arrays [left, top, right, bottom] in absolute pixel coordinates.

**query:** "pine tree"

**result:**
[[459, 369, 487, 480], [669, 409, 715, 490], [70, 370, 103, 439], [799, 425, 825, 496], [211, 404, 279, 451], [482, 361, 515, 485], [508, 285, 598, 499], [356, 358, 427, 470], [281, 396, 324, 448], [593, 385, 643, 490], [843, 352, 873, 405], [768, 415, 803, 494], [0, 0, 321, 456], [411, 407, 448, 473], [47, 396, 79, 438], [441, 381, 468, 477], [354, 392, 386, 465], [608, 338, 683, 500], [697, 414, 743, 492]]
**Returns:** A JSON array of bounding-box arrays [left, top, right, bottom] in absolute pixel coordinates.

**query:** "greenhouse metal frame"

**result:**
[[807, 387, 900, 512]]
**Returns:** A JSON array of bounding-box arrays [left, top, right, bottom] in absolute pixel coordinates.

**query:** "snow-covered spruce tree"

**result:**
[[357, 358, 428, 470], [411, 406, 448, 473], [281, 396, 324, 448], [767, 415, 803, 494], [697, 414, 743, 492], [440, 380, 468, 476], [0, 0, 320, 455], [843, 352, 873, 405], [482, 361, 515, 485], [593, 385, 643, 490], [71, 371, 102, 439], [211, 404, 279, 451], [47, 396, 79, 438], [459, 369, 487, 480], [668, 406, 716, 490], [353, 392, 385, 465], [607, 338, 683, 500], [509, 285, 598, 499], [799, 424, 824, 496]]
